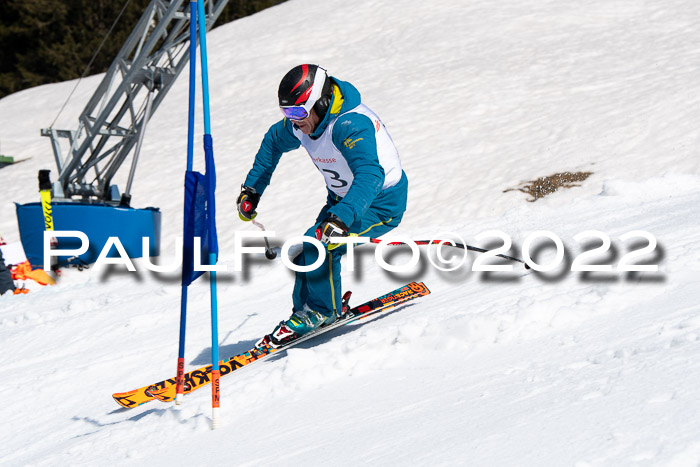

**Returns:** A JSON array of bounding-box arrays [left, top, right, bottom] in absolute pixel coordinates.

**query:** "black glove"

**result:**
[[315, 215, 350, 245], [237, 186, 260, 221]]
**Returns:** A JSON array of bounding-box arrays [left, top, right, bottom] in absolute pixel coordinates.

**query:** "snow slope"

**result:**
[[1, 0, 700, 465]]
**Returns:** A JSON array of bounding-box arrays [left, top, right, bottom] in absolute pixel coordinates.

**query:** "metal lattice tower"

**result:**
[[41, 0, 229, 204]]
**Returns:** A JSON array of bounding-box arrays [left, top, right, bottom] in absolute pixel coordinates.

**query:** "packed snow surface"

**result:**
[[1, 0, 700, 465]]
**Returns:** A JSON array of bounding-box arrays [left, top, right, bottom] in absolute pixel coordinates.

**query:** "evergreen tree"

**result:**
[[0, 0, 287, 98]]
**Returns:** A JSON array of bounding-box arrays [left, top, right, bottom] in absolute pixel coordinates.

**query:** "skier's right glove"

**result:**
[[237, 186, 260, 221], [315, 215, 350, 249]]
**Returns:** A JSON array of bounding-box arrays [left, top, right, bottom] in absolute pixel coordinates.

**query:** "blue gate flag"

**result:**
[[181, 135, 218, 286], [203, 134, 218, 255]]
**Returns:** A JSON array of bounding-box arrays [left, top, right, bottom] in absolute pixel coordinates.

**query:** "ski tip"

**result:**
[[112, 390, 146, 409]]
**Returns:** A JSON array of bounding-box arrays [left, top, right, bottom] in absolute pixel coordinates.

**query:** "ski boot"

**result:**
[[255, 292, 353, 349], [255, 305, 341, 349]]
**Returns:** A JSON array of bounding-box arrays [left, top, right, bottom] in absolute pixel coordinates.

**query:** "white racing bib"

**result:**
[[292, 104, 402, 197]]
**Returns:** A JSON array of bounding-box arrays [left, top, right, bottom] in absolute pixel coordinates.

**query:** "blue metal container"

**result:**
[[15, 202, 161, 268]]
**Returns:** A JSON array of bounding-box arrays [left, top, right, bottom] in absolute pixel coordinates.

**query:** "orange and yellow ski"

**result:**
[[113, 282, 430, 408]]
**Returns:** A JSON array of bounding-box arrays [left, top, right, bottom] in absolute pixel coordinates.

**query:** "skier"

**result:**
[[237, 64, 408, 347], [0, 242, 16, 295]]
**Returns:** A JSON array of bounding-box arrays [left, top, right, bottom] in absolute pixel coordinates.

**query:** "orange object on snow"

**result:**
[[25, 269, 56, 286], [10, 261, 56, 286]]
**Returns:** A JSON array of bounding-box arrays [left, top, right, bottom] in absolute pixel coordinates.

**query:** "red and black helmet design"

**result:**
[[278, 64, 332, 118]]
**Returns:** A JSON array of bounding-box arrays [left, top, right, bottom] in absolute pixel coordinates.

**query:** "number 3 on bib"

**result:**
[[323, 169, 348, 189]]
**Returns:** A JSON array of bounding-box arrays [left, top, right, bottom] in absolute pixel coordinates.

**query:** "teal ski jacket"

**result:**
[[243, 78, 407, 228]]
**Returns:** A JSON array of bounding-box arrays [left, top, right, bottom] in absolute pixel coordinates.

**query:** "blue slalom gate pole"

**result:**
[[197, 0, 221, 429], [175, 0, 199, 405], [197, 0, 212, 135], [186, 2, 197, 173]]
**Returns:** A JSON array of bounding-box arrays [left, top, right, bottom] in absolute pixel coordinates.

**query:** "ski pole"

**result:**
[[368, 238, 530, 269], [38, 170, 59, 275], [251, 219, 277, 259], [250, 220, 526, 268]]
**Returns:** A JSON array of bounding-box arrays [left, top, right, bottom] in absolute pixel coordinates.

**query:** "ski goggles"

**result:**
[[279, 67, 327, 121], [280, 103, 313, 121]]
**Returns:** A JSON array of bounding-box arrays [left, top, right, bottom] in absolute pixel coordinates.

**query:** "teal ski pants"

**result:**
[[292, 207, 403, 317]]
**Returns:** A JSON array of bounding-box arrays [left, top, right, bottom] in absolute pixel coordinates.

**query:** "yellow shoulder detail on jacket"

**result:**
[[330, 84, 344, 114]]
